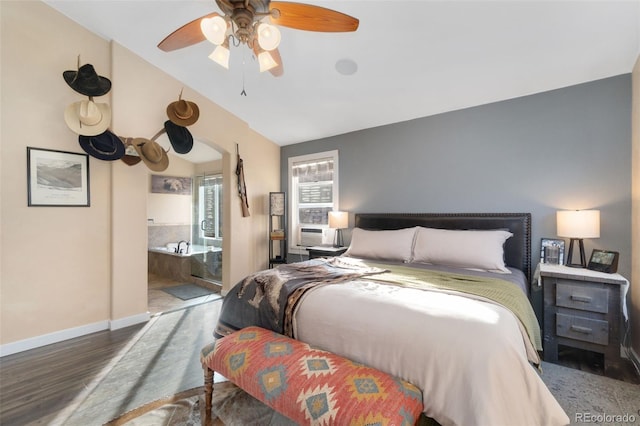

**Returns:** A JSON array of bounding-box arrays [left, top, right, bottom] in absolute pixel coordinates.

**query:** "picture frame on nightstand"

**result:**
[[587, 249, 619, 273], [540, 238, 565, 265]]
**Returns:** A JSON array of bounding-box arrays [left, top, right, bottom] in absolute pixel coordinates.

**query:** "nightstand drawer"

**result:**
[[556, 313, 608, 345], [556, 282, 608, 314]]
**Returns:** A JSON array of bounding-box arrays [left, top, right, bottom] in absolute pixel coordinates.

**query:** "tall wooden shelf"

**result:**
[[269, 192, 287, 268]]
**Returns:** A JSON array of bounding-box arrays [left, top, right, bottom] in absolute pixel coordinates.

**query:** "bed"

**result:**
[[214, 213, 570, 426]]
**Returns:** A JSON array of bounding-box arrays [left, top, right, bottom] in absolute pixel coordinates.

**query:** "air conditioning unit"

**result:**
[[300, 227, 330, 247]]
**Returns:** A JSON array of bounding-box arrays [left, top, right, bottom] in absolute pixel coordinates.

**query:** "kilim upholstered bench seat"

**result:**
[[200, 326, 424, 425]]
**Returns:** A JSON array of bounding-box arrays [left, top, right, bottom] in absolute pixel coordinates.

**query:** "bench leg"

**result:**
[[203, 366, 214, 426]]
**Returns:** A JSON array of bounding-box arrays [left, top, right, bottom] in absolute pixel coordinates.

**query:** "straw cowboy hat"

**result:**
[[64, 99, 111, 136], [120, 137, 142, 166], [63, 63, 111, 97], [78, 129, 125, 161], [132, 137, 169, 172], [164, 120, 194, 154], [166, 89, 199, 127]]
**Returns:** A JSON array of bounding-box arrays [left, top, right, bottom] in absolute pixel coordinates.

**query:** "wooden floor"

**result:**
[[1, 276, 638, 424], [0, 275, 221, 426]]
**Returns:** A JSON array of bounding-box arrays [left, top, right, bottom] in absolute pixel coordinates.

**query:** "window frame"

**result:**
[[199, 174, 223, 241], [287, 150, 339, 255]]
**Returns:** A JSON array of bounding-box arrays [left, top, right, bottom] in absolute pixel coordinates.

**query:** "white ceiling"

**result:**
[[45, 0, 639, 155]]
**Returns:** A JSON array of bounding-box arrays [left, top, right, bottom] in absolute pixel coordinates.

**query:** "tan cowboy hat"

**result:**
[[132, 137, 169, 172], [64, 99, 111, 136], [166, 89, 199, 127]]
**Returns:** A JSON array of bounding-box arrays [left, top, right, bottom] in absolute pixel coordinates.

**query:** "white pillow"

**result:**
[[345, 227, 417, 262], [412, 227, 513, 273]]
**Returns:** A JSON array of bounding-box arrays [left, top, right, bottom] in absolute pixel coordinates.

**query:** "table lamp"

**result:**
[[556, 210, 600, 268], [328, 211, 348, 247]]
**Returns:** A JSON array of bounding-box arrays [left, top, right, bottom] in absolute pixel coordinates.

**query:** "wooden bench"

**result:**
[[201, 326, 424, 425]]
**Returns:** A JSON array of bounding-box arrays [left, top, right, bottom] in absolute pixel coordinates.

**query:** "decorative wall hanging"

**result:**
[[132, 136, 170, 172], [64, 99, 111, 136], [151, 175, 192, 195], [27, 147, 90, 207], [120, 137, 142, 166], [63, 61, 111, 97], [236, 143, 250, 217], [164, 120, 194, 154], [166, 89, 199, 126], [78, 130, 126, 161]]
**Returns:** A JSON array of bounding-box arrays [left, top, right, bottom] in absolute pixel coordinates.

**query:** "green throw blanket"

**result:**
[[365, 262, 542, 352]]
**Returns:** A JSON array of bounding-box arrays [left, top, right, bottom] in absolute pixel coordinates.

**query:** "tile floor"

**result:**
[[148, 273, 222, 315]]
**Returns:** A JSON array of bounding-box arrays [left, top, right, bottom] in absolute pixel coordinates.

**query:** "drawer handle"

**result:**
[[570, 325, 592, 334], [570, 294, 592, 303]]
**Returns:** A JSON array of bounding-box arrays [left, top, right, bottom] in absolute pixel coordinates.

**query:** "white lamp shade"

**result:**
[[201, 15, 227, 45], [557, 210, 600, 238], [258, 51, 278, 72], [328, 211, 348, 229], [257, 23, 281, 51], [209, 44, 230, 69]]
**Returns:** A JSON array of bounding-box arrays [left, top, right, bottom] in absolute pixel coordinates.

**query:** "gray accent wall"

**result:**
[[281, 74, 632, 282]]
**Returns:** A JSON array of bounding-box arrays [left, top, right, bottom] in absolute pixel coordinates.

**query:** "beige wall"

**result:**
[[0, 1, 280, 353], [147, 156, 194, 225], [632, 55, 640, 360]]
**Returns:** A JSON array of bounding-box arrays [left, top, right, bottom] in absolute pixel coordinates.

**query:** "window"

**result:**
[[288, 150, 339, 254], [198, 174, 223, 240]]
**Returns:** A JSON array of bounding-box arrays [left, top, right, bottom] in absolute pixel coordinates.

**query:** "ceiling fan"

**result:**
[[157, 0, 359, 76]]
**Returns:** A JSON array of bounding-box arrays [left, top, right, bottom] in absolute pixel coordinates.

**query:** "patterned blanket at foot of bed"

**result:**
[[201, 326, 424, 425]]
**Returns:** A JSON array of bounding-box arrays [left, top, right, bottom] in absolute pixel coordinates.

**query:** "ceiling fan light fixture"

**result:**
[[257, 23, 281, 51], [258, 51, 278, 72], [209, 42, 230, 69], [201, 15, 228, 45]]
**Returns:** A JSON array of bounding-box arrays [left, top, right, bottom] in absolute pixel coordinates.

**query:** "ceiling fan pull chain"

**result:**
[[240, 49, 247, 96]]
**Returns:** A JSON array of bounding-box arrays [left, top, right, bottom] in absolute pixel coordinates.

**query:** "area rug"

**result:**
[[104, 382, 294, 426], [103, 362, 640, 425], [161, 284, 220, 300]]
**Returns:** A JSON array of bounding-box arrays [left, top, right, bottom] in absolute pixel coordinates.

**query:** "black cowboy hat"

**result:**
[[78, 129, 125, 161], [164, 120, 194, 154], [63, 63, 111, 97]]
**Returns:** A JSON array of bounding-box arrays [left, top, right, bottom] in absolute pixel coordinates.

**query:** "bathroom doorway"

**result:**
[[190, 173, 223, 283]]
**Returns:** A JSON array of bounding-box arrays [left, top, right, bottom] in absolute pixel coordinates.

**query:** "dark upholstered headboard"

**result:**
[[354, 213, 532, 282]]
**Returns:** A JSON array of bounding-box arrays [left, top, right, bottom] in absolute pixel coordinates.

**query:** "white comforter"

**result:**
[[293, 280, 569, 426]]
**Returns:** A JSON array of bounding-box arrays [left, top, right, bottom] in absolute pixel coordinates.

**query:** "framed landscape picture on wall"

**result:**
[[27, 147, 90, 207]]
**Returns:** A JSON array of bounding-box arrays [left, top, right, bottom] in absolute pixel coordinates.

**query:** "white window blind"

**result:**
[[288, 150, 339, 253]]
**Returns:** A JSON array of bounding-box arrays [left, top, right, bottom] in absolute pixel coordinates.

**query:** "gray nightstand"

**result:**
[[307, 246, 348, 259], [539, 263, 628, 376]]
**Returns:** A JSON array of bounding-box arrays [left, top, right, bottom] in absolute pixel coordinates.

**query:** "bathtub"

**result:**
[[148, 244, 221, 257], [148, 244, 223, 283]]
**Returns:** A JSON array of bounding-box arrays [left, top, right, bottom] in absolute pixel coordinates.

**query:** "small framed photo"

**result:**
[[151, 175, 192, 195], [27, 147, 90, 207], [541, 238, 565, 265], [587, 249, 619, 274]]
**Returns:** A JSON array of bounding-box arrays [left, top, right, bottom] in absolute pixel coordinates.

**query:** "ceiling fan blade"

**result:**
[[158, 12, 221, 52], [269, 2, 359, 32]]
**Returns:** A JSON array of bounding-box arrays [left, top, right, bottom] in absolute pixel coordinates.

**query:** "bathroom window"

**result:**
[[199, 174, 223, 239]]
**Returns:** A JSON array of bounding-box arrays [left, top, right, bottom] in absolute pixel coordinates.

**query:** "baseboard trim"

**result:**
[[0, 320, 109, 357], [110, 312, 150, 330], [0, 312, 151, 357]]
